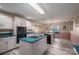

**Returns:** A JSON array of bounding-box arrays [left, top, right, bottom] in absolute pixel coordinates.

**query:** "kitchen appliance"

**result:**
[[44, 34, 51, 44], [17, 26, 26, 43]]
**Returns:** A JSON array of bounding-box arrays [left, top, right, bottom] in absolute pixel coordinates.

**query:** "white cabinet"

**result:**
[[26, 20, 33, 30], [0, 36, 16, 53], [4, 18, 13, 29], [32, 38, 47, 55], [8, 36, 16, 50], [0, 38, 8, 53], [0, 16, 3, 29], [14, 16, 26, 27], [20, 19, 26, 26], [19, 38, 47, 55], [0, 14, 13, 29]]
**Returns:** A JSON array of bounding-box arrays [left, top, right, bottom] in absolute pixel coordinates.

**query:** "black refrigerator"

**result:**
[[44, 34, 51, 44], [17, 26, 26, 44]]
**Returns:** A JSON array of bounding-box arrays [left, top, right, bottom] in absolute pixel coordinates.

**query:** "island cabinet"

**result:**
[[0, 36, 16, 54], [19, 37, 47, 55], [32, 38, 47, 55]]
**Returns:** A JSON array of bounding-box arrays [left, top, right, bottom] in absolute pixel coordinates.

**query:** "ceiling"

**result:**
[[0, 3, 79, 23]]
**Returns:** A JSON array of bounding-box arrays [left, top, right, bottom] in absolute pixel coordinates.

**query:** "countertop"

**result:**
[[0, 32, 14, 38], [20, 36, 47, 43], [0, 35, 15, 38]]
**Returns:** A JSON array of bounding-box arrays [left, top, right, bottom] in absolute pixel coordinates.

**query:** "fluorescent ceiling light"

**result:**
[[28, 3, 45, 14]]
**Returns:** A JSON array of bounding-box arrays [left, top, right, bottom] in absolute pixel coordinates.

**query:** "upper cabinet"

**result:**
[[26, 20, 32, 29], [26, 20, 35, 32], [14, 16, 26, 27], [0, 14, 13, 29]]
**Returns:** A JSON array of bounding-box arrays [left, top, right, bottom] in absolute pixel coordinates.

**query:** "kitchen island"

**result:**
[[19, 35, 47, 55]]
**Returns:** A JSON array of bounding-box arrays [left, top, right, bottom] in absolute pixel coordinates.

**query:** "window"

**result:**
[[53, 25, 60, 33]]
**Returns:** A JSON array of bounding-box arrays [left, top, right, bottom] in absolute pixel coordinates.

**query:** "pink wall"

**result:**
[[55, 32, 70, 40], [57, 31, 79, 44], [58, 32, 70, 40]]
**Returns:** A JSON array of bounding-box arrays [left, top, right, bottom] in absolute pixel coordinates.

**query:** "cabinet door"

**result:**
[[33, 38, 47, 54], [14, 17, 21, 26], [0, 15, 13, 29], [3, 18, 8, 29], [0, 16, 3, 29], [8, 37, 16, 50], [0, 38, 8, 53], [21, 19, 26, 27], [26, 20, 32, 29], [4, 17, 13, 29], [7, 18, 13, 29]]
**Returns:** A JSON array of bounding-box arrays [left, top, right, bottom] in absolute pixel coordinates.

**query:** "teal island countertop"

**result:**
[[20, 36, 47, 43]]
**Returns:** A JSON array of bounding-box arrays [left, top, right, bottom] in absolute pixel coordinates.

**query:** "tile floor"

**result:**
[[46, 38, 76, 55], [4, 38, 76, 55]]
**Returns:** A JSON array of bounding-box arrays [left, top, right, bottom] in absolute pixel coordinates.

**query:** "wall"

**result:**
[[53, 21, 73, 32], [71, 16, 79, 45], [33, 23, 52, 33], [53, 21, 73, 40], [71, 31, 79, 45], [32, 20, 73, 39]]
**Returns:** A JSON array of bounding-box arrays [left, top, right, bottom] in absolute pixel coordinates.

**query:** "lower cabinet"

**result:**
[[8, 37, 16, 50], [19, 38, 47, 55], [0, 36, 16, 54], [0, 38, 8, 53]]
